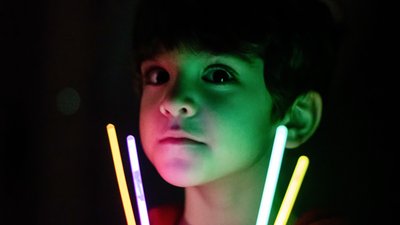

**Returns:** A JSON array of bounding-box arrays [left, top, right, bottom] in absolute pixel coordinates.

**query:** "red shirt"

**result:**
[[148, 204, 351, 225]]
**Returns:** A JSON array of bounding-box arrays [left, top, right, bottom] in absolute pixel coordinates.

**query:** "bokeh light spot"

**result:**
[[56, 87, 81, 115]]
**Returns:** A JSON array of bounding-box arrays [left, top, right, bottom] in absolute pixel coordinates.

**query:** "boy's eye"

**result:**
[[143, 67, 170, 85], [202, 66, 236, 84]]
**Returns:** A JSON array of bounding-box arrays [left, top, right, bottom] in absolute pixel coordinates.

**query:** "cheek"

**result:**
[[139, 97, 159, 158], [207, 97, 274, 155], [139, 90, 161, 131], [217, 112, 273, 154]]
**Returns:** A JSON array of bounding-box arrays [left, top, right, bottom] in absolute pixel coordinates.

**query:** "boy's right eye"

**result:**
[[143, 67, 170, 85]]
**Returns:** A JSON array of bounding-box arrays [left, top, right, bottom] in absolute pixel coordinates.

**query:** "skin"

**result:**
[[139, 47, 285, 225]]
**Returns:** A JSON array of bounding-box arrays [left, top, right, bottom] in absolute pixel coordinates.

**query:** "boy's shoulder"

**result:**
[[148, 204, 351, 225], [149, 203, 183, 225]]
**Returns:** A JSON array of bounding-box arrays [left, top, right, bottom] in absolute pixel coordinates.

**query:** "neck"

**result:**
[[180, 156, 284, 225]]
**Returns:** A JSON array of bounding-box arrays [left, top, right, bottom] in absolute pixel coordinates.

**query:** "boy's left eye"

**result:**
[[202, 67, 236, 84]]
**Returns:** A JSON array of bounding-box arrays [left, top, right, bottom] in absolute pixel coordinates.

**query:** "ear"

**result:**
[[282, 91, 322, 149]]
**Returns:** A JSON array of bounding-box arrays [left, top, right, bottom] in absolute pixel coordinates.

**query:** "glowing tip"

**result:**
[[127, 135, 135, 141]]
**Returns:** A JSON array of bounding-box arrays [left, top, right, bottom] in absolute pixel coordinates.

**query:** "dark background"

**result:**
[[1, 0, 394, 224]]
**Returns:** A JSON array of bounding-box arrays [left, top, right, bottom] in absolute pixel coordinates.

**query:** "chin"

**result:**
[[160, 173, 196, 188], [157, 162, 201, 187]]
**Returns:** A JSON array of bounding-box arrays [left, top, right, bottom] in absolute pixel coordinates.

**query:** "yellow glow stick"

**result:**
[[106, 123, 137, 225], [273, 155, 309, 225]]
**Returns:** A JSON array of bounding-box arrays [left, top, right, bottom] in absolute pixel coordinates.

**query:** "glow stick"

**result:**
[[106, 124, 137, 225], [256, 125, 288, 225], [127, 135, 150, 225], [274, 155, 309, 225]]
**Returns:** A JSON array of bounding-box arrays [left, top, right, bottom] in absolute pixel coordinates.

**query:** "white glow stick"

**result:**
[[256, 125, 288, 225], [127, 135, 150, 225], [274, 155, 309, 225], [106, 124, 137, 225]]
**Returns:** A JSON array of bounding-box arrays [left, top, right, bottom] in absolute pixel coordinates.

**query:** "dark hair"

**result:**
[[131, 0, 343, 119]]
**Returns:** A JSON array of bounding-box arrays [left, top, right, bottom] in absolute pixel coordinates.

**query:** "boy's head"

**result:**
[[131, 0, 343, 186]]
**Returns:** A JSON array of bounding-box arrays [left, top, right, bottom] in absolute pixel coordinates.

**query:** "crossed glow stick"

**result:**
[[256, 125, 310, 225], [106, 124, 150, 225]]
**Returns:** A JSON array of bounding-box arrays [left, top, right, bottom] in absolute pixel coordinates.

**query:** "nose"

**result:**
[[159, 80, 197, 118], [158, 63, 198, 118], [160, 97, 196, 118]]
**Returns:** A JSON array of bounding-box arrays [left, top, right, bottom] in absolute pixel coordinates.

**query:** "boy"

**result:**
[[130, 0, 347, 224]]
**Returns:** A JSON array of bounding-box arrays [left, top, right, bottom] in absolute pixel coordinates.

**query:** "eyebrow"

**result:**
[[208, 53, 260, 65]]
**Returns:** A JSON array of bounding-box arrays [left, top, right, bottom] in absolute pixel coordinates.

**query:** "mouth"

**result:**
[[159, 137, 205, 145]]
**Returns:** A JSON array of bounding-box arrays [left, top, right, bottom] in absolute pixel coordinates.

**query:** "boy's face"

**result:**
[[139, 48, 278, 187]]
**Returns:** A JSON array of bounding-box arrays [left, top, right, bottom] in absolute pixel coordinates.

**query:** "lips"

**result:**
[[159, 137, 204, 145]]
